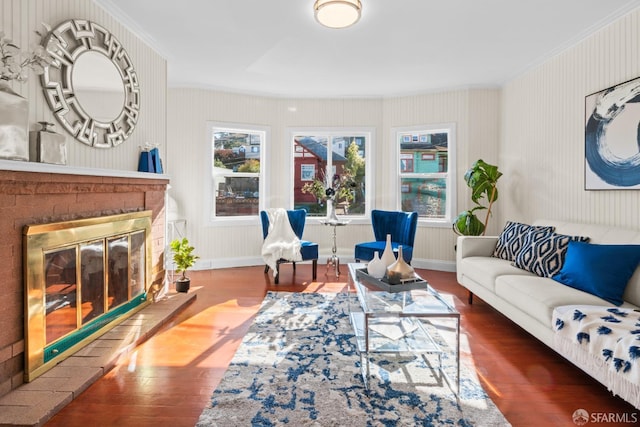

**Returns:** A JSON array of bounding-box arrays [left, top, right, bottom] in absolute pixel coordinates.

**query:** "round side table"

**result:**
[[318, 219, 350, 278]]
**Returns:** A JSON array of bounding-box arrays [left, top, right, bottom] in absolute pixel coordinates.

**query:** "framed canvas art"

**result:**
[[585, 76, 640, 190]]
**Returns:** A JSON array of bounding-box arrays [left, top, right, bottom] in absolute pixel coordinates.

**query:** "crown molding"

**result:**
[[92, 0, 172, 60], [505, 1, 640, 85]]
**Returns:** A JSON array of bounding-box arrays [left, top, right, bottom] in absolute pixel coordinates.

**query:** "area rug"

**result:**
[[196, 292, 510, 426]]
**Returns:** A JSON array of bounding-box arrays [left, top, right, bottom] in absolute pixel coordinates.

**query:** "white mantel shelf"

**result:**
[[0, 159, 170, 180]]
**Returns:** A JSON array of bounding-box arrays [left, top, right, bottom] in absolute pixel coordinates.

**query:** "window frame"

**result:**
[[205, 122, 269, 226], [393, 123, 456, 228], [288, 127, 373, 223]]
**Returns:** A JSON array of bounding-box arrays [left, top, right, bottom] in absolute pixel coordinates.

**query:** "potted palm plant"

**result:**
[[170, 237, 199, 293], [453, 159, 502, 236]]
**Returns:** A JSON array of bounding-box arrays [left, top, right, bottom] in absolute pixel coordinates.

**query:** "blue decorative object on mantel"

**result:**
[[138, 143, 163, 173]]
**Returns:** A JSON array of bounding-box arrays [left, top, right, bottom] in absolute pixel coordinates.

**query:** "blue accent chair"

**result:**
[[354, 210, 418, 263], [260, 209, 318, 284]]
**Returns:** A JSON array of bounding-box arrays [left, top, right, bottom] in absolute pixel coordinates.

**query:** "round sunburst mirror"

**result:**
[[41, 19, 140, 148]]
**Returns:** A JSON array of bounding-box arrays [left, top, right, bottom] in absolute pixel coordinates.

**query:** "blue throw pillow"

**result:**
[[552, 241, 640, 306]]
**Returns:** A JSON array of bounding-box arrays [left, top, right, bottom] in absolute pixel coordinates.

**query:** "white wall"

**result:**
[[167, 88, 500, 271], [500, 7, 640, 230], [0, 0, 167, 171]]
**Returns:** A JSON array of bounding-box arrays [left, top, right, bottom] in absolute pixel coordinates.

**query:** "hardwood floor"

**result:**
[[45, 265, 638, 427]]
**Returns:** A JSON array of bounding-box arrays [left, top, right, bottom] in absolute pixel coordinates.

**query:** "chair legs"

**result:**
[[264, 264, 281, 285], [264, 260, 318, 284]]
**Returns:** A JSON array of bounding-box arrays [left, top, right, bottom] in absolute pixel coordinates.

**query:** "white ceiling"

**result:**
[[96, 0, 640, 98]]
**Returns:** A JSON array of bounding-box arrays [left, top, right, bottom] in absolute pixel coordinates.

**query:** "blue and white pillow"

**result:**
[[493, 221, 555, 262], [514, 230, 590, 278]]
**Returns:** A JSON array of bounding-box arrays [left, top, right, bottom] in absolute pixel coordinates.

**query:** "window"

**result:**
[[300, 164, 315, 181], [209, 124, 266, 219], [292, 131, 370, 218], [400, 155, 414, 172], [396, 124, 456, 225]]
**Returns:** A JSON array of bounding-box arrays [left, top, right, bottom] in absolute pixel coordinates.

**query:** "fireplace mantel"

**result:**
[[0, 159, 169, 180]]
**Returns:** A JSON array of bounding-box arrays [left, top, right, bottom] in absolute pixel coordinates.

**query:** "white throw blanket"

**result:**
[[261, 208, 302, 277], [553, 305, 640, 405]]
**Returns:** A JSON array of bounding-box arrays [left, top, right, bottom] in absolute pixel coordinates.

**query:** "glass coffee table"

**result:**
[[347, 263, 460, 398]]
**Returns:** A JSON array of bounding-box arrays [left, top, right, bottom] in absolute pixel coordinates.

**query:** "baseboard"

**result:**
[[410, 258, 456, 272], [191, 255, 456, 273]]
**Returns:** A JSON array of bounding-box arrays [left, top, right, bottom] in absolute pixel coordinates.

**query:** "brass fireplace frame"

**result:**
[[23, 211, 152, 381]]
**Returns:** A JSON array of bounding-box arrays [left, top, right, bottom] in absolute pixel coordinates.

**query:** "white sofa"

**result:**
[[456, 219, 640, 408]]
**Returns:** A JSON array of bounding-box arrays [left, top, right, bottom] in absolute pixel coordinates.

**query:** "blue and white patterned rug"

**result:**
[[196, 292, 510, 426]]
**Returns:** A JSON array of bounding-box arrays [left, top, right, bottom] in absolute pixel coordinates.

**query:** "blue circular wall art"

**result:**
[[585, 77, 640, 189]]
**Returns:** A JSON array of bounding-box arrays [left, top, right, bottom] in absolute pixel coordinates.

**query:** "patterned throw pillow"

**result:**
[[493, 221, 555, 262], [514, 230, 590, 277]]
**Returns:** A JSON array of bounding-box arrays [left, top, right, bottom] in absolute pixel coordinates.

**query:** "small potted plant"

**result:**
[[170, 237, 199, 293]]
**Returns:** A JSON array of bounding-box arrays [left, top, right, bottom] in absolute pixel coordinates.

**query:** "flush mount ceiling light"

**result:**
[[314, 0, 362, 29]]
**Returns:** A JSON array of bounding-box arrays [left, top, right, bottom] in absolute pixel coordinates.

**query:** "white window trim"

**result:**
[[392, 123, 456, 228], [287, 127, 374, 224], [205, 121, 270, 227]]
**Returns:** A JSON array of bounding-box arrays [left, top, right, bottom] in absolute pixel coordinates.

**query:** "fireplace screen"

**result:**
[[24, 211, 152, 381], [44, 247, 77, 344]]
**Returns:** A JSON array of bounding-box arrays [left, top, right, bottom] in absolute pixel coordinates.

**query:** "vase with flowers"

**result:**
[[301, 171, 357, 221], [0, 24, 56, 161]]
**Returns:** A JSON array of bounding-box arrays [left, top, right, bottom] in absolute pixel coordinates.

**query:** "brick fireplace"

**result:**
[[0, 164, 169, 397]]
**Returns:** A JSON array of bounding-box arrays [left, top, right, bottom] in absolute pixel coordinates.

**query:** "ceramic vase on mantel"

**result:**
[[380, 234, 396, 268], [326, 198, 339, 223], [386, 245, 416, 284], [0, 81, 29, 161], [29, 121, 67, 165], [367, 251, 386, 279]]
